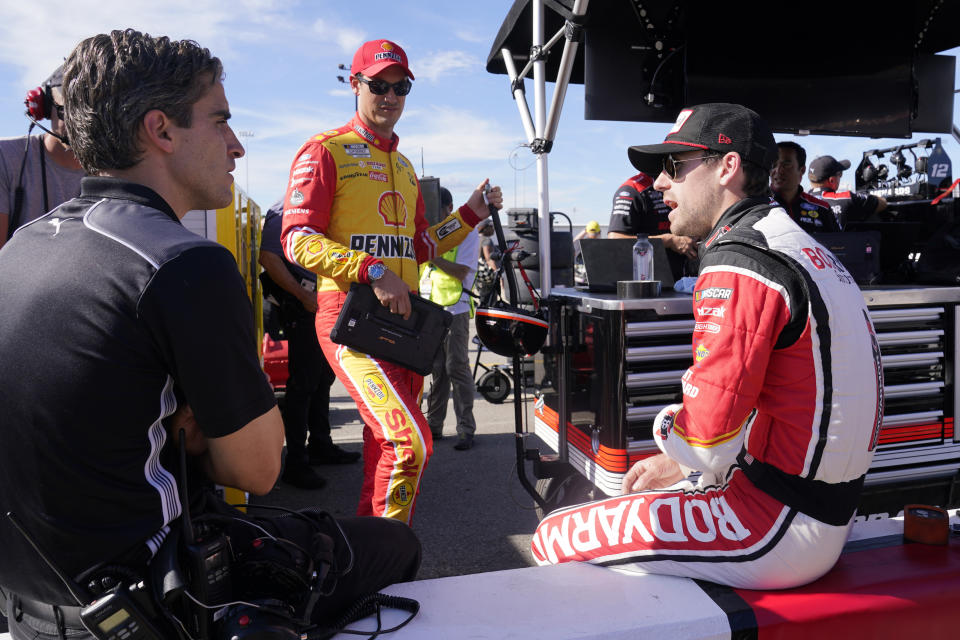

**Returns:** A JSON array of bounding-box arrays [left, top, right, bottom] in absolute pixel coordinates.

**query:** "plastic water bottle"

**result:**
[[633, 234, 654, 281]]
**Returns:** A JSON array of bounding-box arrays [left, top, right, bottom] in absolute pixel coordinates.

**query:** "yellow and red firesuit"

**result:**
[[281, 114, 481, 523]]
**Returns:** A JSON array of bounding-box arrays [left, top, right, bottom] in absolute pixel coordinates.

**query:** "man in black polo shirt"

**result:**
[[259, 199, 361, 490], [770, 141, 840, 233], [0, 29, 418, 639]]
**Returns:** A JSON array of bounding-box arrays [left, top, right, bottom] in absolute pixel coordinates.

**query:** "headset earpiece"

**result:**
[[24, 84, 52, 121]]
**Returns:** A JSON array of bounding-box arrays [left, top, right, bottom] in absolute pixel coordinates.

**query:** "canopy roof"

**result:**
[[486, 0, 960, 136]]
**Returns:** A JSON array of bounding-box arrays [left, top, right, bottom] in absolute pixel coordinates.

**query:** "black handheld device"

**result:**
[[330, 283, 452, 375], [80, 589, 166, 640], [176, 429, 233, 638], [5, 511, 166, 640]]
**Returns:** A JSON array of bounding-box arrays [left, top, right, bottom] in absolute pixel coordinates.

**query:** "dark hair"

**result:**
[[703, 154, 771, 198], [742, 162, 772, 198], [439, 187, 453, 208], [62, 29, 222, 174], [776, 141, 806, 168]]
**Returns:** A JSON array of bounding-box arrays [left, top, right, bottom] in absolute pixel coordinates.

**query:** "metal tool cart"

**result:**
[[481, 0, 960, 518], [528, 286, 960, 517]]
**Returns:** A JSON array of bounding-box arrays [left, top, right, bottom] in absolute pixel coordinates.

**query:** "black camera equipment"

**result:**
[[8, 428, 421, 640], [5, 511, 167, 640]]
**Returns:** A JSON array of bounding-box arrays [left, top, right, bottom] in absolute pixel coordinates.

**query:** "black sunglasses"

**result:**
[[356, 75, 412, 97], [54, 104, 65, 120], [662, 153, 719, 179]]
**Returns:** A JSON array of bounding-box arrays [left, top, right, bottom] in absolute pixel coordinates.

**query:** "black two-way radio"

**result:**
[[176, 428, 233, 639], [5, 512, 166, 640]]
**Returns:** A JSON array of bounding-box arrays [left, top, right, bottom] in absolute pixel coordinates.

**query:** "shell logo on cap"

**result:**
[[381, 42, 394, 51]]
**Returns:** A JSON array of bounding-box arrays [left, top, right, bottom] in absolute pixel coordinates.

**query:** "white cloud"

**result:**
[[455, 30, 490, 44], [415, 50, 482, 82], [311, 18, 366, 55], [403, 105, 518, 165], [0, 0, 293, 87]]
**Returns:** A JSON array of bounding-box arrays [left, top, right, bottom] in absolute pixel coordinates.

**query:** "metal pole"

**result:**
[[237, 130, 255, 196], [533, 0, 552, 298], [501, 48, 537, 144], [545, 0, 590, 142], [337, 64, 356, 112]]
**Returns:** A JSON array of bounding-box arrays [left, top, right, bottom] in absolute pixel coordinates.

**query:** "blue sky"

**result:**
[[1, 0, 959, 225]]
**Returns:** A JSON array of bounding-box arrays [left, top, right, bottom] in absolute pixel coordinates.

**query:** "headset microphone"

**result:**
[[23, 64, 70, 146], [25, 85, 49, 120], [25, 115, 69, 146]]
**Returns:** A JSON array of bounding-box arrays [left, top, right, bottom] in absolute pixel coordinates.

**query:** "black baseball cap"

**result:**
[[808, 155, 851, 182], [44, 64, 64, 89], [628, 103, 777, 175]]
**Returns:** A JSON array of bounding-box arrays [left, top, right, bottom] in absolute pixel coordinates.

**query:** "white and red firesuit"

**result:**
[[532, 198, 884, 589], [281, 115, 480, 523]]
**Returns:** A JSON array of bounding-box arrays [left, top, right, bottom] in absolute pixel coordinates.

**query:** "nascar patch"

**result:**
[[695, 287, 733, 301], [344, 143, 371, 158]]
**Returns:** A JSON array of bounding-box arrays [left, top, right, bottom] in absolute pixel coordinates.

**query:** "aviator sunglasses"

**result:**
[[356, 75, 413, 97], [662, 153, 720, 179]]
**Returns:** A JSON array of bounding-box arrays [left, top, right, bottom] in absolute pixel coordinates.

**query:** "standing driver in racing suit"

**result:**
[[532, 103, 883, 590], [281, 39, 502, 524]]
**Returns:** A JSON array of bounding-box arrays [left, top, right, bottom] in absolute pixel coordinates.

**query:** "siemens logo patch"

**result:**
[[350, 234, 416, 260]]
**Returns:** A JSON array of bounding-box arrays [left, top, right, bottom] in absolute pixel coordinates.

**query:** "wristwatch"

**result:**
[[367, 262, 387, 282]]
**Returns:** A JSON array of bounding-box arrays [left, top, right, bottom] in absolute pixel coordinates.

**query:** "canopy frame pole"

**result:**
[[500, 48, 537, 144], [533, 0, 551, 296]]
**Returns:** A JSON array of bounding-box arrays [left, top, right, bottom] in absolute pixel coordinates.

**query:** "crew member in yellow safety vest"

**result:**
[[422, 187, 480, 450]]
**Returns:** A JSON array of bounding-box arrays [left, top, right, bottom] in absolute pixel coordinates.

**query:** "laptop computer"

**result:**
[[576, 237, 675, 292]]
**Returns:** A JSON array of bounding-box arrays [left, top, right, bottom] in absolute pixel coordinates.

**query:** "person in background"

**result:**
[[280, 38, 502, 523], [807, 155, 887, 229], [478, 217, 500, 270], [425, 187, 480, 450], [572, 219, 601, 262], [574, 219, 601, 242], [533, 103, 882, 591], [259, 199, 361, 490], [0, 65, 84, 249], [475, 217, 500, 301], [607, 171, 697, 280], [770, 141, 839, 233]]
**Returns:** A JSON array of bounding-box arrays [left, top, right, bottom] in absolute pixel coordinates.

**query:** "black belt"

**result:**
[[737, 450, 864, 526], [9, 591, 85, 629]]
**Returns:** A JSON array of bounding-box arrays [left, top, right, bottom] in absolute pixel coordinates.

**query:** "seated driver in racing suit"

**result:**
[[531, 103, 883, 590]]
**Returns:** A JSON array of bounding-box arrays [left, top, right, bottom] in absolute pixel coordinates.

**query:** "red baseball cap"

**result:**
[[350, 39, 415, 80]]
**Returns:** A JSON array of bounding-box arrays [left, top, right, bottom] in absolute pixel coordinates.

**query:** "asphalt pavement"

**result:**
[[252, 338, 544, 581]]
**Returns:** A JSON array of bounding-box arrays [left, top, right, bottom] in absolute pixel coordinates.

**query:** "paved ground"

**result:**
[[252, 338, 544, 580]]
